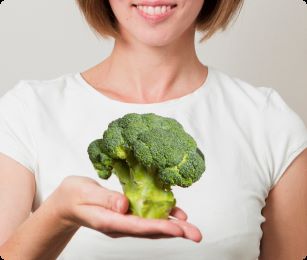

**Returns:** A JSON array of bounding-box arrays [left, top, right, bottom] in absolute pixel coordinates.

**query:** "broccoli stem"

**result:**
[[112, 156, 176, 219]]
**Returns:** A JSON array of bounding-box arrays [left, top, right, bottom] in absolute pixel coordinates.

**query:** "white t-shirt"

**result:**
[[0, 66, 306, 260]]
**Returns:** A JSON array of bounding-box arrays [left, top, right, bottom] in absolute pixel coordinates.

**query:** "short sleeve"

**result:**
[[263, 88, 307, 189], [0, 81, 37, 174]]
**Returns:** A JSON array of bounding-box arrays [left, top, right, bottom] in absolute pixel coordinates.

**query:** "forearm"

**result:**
[[0, 199, 79, 260]]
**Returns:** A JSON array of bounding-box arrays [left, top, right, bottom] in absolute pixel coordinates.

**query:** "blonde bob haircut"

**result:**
[[76, 0, 244, 43]]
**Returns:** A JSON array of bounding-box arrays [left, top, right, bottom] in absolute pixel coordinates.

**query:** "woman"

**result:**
[[0, 0, 306, 259]]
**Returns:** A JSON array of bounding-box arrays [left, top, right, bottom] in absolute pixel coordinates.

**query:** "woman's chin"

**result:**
[[133, 32, 177, 47]]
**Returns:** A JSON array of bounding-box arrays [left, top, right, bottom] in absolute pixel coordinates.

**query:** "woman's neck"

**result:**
[[81, 27, 208, 104]]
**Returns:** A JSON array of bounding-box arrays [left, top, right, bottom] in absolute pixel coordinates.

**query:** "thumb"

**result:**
[[79, 182, 129, 213]]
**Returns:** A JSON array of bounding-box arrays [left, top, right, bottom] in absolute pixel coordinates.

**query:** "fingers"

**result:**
[[169, 218, 202, 243], [75, 204, 202, 243], [104, 211, 201, 242], [77, 181, 129, 214], [76, 204, 184, 238], [103, 207, 184, 237], [169, 207, 188, 221]]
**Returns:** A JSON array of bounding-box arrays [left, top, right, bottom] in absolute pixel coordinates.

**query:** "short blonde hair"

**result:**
[[76, 0, 244, 42]]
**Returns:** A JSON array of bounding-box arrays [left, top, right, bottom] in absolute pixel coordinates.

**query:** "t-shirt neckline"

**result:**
[[73, 65, 213, 110]]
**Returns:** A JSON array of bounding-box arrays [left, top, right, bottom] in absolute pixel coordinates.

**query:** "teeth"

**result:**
[[137, 5, 173, 15]]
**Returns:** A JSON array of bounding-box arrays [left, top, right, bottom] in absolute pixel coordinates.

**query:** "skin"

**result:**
[[259, 148, 307, 259]]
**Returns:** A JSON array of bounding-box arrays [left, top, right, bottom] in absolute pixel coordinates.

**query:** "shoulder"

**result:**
[[209, 66, 273, 112], [214, 68, 304, 129], [0, 73, 79, 108], [7, 73, 76, 98], [210, 66, 307, 189], [209, 67, 304, 126]]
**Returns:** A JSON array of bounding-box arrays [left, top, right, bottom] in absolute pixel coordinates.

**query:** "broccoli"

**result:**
[[87, 113, 205, 219]]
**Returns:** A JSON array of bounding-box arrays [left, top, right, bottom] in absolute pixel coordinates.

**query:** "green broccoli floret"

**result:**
[[87, 113, 206, 219]]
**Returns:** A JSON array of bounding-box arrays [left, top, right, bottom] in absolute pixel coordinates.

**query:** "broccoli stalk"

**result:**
[[113, 157, 175, 219], [87, 113, 205, 219]]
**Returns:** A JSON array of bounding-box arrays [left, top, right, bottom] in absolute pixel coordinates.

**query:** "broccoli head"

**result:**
[[87, 113, 205, 219]]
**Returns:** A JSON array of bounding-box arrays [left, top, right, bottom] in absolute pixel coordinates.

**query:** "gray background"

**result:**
[[0, 0, 306, 123]]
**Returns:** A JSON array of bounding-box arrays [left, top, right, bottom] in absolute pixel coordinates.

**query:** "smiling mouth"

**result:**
[[131, 3, 177, 23]]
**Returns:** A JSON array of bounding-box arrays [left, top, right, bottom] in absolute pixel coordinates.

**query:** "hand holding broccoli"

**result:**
[[88, 113, 206, 219], [49, 176, 202, 242]]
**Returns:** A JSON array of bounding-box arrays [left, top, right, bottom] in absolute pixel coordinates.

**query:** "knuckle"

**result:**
[[57, 178, 70, 197], [60, 176, 77, 193], [57, 177, 83, 206], [59, 176, 96, 199], [78, 185, 92, 203]]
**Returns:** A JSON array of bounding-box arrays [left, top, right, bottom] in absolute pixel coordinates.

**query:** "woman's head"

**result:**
[[76, 0, 243, 45]]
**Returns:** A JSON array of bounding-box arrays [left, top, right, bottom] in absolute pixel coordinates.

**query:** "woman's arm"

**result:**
[[0, 202, 79, 260], [259, 148, 307, 259], [0, 153, 36, 246], [0, 153, 80, 259]]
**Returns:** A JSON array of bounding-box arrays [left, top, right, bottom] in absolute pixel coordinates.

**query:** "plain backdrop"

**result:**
[[0, 0, 306, 123]]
